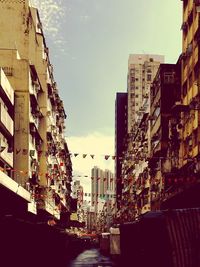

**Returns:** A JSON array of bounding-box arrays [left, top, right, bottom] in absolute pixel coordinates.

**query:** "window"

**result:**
[[193, 129, 198, 147], [188, 72, 193, 88], [147, 74, 151, 81], [182, 81, 187, 97], [164, 72, 174, 84]]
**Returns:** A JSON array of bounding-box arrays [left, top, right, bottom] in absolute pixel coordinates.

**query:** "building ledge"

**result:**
[[38, 200, 60, 220], [0, 170, 31, 202]]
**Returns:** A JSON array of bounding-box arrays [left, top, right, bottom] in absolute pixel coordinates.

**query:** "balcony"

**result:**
[[0, 103, 13, 138], [151, 115, 161, 136], [29, 73, 40, 95], [30, 113, 39, 129], [0, 145, 13, 167], [0, 68, 14, 106], [0, 170, 31, 202]]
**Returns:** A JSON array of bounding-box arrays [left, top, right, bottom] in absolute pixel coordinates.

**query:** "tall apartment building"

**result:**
[[0, 0, 72, 221], [127, 54, 164, 133], [91, 166, 115, 230], [115, 92, 127, 208], [117, 54, 164, 221], [91, 166, 104, 212]]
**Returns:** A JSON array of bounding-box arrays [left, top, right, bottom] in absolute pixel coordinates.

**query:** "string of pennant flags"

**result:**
[[13, 148, 120, 160], [71, 153, 118, 160], [1, 167, 196, 186], [13, 148, 199, 161]]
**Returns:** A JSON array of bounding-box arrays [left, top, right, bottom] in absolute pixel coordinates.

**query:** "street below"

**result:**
[[68, 248, 118, 267]]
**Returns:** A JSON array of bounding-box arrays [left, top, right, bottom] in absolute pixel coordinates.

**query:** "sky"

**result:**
[[31, 0, 182, 194]]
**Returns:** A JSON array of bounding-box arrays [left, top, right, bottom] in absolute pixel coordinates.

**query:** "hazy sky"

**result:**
[[32, 0, 182, 193]]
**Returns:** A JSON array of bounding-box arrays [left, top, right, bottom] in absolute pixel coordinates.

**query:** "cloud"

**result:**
[[30, 0, 68, 52], [66, 132, 115, 193]]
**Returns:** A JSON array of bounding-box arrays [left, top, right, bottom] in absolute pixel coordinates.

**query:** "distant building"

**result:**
[[91, 166, 115, 231], [127, 54, 164, 133]]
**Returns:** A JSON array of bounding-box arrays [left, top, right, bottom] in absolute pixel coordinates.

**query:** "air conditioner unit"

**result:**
[[30, 150, 35, 157], [186, 44, 192, 56]]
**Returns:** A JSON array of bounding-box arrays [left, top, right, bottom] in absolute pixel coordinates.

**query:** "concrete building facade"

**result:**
[[0, 0, 72, 222]]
